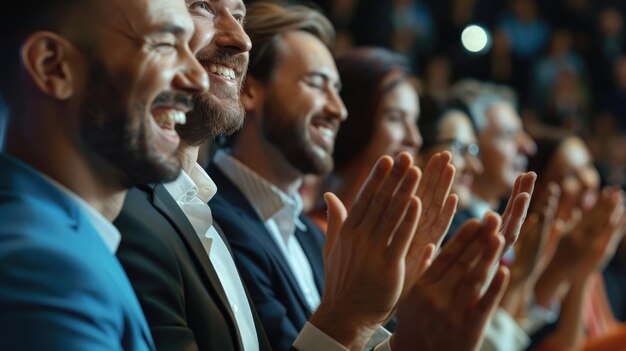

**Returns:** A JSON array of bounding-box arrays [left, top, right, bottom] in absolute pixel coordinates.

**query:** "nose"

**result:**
[[325, 89, 348, 123], [466, 153, 484, 175], [404, 122, 423, 150], [517, 130, 537, 156], [175, 48, 209, 94], [214, 11, 252, 54]]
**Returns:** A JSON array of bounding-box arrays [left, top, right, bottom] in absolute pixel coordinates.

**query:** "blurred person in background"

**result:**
[[460, 84, 537, 228], [307, 47, 452, 234], [527, 135, 626, 350], [419, 95, 544, 351]]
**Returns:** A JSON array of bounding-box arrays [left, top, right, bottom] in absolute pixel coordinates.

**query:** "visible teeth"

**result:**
[[318, 126, 334, 138], [172, 111, 186, 125], [154, 110, 186, 126], [208, 63, 236, 79]]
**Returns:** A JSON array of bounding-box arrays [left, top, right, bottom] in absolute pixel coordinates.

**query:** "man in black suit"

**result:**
[[116, 1, 530, 351]]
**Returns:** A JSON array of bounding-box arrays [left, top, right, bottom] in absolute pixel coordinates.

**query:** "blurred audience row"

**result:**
[[299, 47, 626, 350], [269, 0, 626, 192]]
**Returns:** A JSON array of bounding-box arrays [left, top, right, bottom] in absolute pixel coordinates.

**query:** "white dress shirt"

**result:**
[[214, 150, 321, 311], [45, 175, 120, 253], [164, 165, 259, 351]]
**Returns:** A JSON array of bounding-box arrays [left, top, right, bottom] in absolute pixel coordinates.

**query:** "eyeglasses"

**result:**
[[435, 139, 480, 157]]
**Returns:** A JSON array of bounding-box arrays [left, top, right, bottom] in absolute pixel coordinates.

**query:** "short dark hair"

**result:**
[[245, 2, 335, 84], [0, 0, 93, 115], [332, 47, 411, 171], [418, 96, 475, 151]]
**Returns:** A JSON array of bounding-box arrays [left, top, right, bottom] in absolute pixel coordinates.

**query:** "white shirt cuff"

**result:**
[[481, 308, 530, 351], [373, 336, 392, 351], [293, 322, 349, 351]]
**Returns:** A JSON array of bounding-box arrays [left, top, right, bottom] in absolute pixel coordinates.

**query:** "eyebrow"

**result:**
[[158, 23, 186, 36], [308, 71, 342, 91]]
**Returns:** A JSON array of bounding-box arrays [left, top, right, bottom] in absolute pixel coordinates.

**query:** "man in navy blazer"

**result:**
[[205, 4, 345, 348], [0, 0, 207, 349]]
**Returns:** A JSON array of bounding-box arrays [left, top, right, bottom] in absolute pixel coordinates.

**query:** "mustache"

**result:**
[[152, 92, 194, 111], [196, 50, 248, 76]]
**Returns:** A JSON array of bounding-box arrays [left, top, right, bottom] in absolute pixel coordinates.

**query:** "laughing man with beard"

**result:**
[[117, 1, 530, 351]]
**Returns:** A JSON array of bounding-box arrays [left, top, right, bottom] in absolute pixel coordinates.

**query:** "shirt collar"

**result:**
[[189, 163, 218, 203], [214, 150, 305, 229], [164, 164, 218, 205], [43, 175, 121, 253]]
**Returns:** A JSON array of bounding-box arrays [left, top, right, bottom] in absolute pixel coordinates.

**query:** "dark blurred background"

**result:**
[[248, 0, 626, 190]]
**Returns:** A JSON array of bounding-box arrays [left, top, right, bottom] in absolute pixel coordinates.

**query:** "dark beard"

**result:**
[[176, 91, 245, 146], [78, 59, 181, 188], [261, 100, 333, 176]]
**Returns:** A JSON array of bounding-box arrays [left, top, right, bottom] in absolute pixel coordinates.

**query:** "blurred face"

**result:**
[[476, 102, 536, 199], [79, 0, 208, 186], [543, 137, 600, 220], [259, 31, 347, 176], [361, 77, 422, 164], [425, 111, 483, 207], [177, 0, 251, 145]]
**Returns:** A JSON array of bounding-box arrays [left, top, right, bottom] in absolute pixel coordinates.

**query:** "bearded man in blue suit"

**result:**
[[0, 0, 208, 349]]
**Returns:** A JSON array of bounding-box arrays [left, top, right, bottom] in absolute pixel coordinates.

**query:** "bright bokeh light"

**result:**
[[461, 25, 490, 53]]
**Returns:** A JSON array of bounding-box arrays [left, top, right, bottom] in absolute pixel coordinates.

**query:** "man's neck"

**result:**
[[230, 141, 302, 196], [178, 143, 200, 176], [5, 132, 126, 221]]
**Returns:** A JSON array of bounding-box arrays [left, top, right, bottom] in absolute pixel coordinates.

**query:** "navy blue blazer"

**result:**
[[0, 153, 154, 350], [208, 165, 325, 351]]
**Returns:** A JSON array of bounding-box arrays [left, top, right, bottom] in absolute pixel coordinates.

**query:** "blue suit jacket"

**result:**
[[0, 153, 155, 351], [208, 166, 325, 351]]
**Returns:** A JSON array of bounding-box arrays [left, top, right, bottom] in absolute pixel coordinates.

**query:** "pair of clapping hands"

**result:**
[[310, 151, 536, 351]]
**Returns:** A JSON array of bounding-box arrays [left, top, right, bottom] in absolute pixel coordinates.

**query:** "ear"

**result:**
[[240, 76, 264, 115], [20, 31, 79, 100]]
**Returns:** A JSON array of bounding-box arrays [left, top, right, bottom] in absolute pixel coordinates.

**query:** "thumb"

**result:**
[[324, 192, 347, 259]]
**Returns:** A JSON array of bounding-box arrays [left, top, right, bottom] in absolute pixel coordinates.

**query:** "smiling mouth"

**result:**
[[153, 110, 187, 129], [207, 63, 236, 80]]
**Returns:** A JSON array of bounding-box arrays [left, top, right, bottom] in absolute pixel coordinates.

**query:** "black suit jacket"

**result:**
[[208, 166, 325, 351], [114, 184, 271, 351]]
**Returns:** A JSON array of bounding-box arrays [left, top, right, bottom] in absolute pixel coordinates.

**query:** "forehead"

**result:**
[[439, 111, 476, 141], [485, 102, 521, 130], [110, 0, 193, 36], [381, 80, 417, 108], [554, 137, 591, 169], [276, 31, 339, 81]]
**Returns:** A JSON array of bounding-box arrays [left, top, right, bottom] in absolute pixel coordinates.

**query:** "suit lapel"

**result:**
[[147, 184, 244, 349], [295, 219, 325, 295], [209, 167, 313, 315], [213, 222, 272, 351]]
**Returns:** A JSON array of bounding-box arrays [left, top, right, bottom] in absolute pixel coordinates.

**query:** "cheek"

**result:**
[[561, 177, 582, 201]]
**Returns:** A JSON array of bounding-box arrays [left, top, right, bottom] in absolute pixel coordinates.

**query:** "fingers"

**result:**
[[417, 152, 454, 227], [416, 152, 444, 200], [360, 153, 413, 230], [501, 173, 536, 223], [499, 192, 532, 249], [416, 244, 436, 277], [467, 266, 510, 331], [387, 196, 422, 260], [500, 173, 525, 222], [420, 218, 482, 284], [430, 194, 459, 249], [444, 214, 503, 306], [348, 156, 394, 227], [324, 192, 348, 259], [373, 167, 421, 243]]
